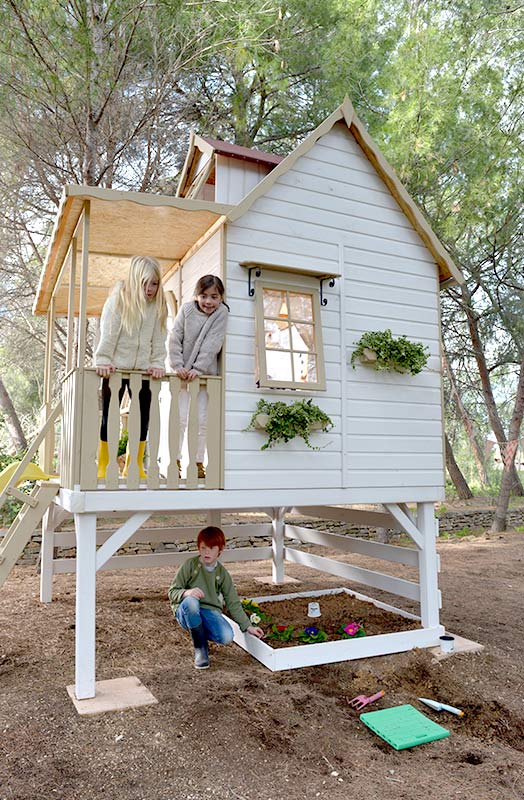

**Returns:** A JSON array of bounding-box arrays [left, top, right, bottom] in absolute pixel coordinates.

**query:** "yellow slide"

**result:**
[[0, 461, 58, 495]]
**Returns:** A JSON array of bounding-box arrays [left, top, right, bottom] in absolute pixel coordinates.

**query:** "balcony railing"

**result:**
[[61, 368, 223, 491]]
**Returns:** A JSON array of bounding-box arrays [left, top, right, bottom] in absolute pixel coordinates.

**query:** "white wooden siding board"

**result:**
[[345, 252, 437, 284], [347, 263, 436, 293], [346, 435, 442, 454], [181, 232, 221, 303], [344, 244, 436, 274], [292, 157, 406, 201], [348, 453, 443, 471], [274, 170, 414, 216], [225, 395, 342, 416], [309, 139, 378, 176], [348, 369, 441, 390], [225, 372, 342, 395], [227, 242, 338, 274], [346, 297, 438, 326], [346, 280, 435, 310], [346, 315, 438, 342], [237, 198, 423, 246], [346, 383, 441, 404], [227, 226, 338, 262], [224, 471, 341, 490], [348, 400, 440, 420], [252, 190, 412, 232], [225, 430, 341, 451], [346, 470, 443, 488], [226, 451, 342, 470], [278, 155, 395, 199], [346, 418, 442, 437]]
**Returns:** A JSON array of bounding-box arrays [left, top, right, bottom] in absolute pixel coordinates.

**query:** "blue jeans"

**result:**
[[175, 596, 234, 644]]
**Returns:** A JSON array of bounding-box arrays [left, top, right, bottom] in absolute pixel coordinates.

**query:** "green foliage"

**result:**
[[297, 626, 328, 644], [245, 398, 333, 450], [351, 330, 430, 375], [118, 429, 128, 457], [0, 451, 24, 526], [266, 623, 295, 642]]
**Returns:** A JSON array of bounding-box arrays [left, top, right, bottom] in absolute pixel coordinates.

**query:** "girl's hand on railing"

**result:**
[[96, 364, 116, 377], [185, 369, 200, 382], [174, 367, 189, 380], [147, 366, 165, 379]]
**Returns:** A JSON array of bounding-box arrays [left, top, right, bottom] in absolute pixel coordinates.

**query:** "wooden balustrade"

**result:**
[[61, 369, 222, 491]]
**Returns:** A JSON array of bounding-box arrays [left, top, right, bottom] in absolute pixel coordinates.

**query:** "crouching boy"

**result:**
[[168, 526, 264, 669]]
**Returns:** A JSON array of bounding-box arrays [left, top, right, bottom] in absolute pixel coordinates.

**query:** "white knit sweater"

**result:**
[[168, 301, 228, 376], [94, 288, 167, 370]]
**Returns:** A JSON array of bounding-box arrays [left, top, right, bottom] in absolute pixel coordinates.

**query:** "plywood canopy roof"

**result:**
[[34, 185, 232, 316]]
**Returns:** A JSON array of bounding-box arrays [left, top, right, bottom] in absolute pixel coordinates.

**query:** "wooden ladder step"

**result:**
[[0, 483, 59, 589]]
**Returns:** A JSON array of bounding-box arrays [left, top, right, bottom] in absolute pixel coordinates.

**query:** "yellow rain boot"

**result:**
[[196, 462, 206, 479], [122, 441, 147, 479], [97, 441, 109, 480]]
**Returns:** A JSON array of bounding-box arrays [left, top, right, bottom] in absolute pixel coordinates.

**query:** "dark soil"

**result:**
[[238, 592, 419, 647], [1, 525, 524, 800]]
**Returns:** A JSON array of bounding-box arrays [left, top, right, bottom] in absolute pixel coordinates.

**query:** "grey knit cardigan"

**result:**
[[168, 301, 228, 376]]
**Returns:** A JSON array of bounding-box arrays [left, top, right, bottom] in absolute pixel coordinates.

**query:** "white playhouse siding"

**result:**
[[223, 121, 444, 502]]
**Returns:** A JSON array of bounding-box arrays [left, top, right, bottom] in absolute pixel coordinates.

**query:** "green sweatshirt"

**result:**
[[168, 556, 251, 632]]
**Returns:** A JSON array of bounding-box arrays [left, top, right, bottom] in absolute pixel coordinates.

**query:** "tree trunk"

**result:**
[[462, 284, 524, 494], [443, 354, 488, 486], [445, 433, 473, 499], [491, 360, 524, 532], [0, 375, 27, 452]]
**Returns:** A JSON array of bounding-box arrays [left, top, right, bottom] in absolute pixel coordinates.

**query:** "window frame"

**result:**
[[254, 275, 327, 391]]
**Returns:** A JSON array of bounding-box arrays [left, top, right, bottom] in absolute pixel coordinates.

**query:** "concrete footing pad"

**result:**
[[67, 676, 158, 716], [430, 633, 484, 662], [254, 575, 300, 586]]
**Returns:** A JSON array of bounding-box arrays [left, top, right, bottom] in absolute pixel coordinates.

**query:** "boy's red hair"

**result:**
[[197, 526, 226, 551]]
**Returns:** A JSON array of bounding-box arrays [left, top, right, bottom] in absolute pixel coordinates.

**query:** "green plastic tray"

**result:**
[[360, 704, 450, 750]]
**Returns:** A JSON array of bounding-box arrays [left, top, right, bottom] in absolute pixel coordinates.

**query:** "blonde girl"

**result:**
[[95, 255, 168, 479], [168, 275, 228, 478]]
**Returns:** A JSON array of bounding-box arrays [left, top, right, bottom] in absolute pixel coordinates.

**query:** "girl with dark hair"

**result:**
[[168, 275, 228, 478]]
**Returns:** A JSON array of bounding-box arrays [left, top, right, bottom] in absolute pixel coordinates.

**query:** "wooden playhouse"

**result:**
[[0, 97, 464, 703]]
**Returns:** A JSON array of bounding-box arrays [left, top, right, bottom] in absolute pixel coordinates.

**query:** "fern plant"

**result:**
[[350, 329, 429, 375], [245, 398, 333, 450]]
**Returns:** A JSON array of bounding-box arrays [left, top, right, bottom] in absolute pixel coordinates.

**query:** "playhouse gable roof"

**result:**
[[228, 98, 464, 288]]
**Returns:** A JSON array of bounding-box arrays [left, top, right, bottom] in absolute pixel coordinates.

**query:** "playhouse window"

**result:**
[[255, 280, 326, 390]]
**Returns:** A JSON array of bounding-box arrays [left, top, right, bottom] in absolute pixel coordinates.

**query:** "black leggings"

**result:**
[[100, 378, 151, 442]]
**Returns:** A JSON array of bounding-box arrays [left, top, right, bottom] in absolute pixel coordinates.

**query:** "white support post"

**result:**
[[271, 507, 286, 584], [417, 502, 440, 629], [74, 513, 97, 699], [207, 510, 221, 527]]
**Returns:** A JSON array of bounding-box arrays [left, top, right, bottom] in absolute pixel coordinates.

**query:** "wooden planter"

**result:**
[[227, 587, 442, 671], [253, 413, 324, 432]]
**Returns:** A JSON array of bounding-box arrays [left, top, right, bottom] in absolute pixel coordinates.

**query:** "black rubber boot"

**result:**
[[190, 623, 209, 669]]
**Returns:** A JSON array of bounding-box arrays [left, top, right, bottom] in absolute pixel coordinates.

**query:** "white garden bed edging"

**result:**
[[227, 587, 444, 671]]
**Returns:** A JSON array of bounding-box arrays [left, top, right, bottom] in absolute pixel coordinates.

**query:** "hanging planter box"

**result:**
[[226, 587, 443, 671], [253, 413, 324, 431]]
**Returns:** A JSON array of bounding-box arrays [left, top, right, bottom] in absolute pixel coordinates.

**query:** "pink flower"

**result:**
[[344, 622, 360, 637]]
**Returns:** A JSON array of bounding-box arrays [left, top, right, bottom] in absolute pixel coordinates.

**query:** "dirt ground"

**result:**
[[1, 524, 524, 800]]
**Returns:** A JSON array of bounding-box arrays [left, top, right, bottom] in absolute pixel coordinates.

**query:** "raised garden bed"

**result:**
[[226, 588, 444, 671]]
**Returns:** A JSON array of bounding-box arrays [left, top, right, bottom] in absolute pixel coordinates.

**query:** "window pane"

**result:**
[[298, 354, 317, 383], [291, 323, 315, 352], [263, 288, 286, 318], [289, 292, 313, 321], [266, 349, 293, 382], [265, 320, 291, 350]]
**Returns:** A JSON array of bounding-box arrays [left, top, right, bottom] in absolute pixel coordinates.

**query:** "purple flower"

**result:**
[[304, 626, 319, 636]]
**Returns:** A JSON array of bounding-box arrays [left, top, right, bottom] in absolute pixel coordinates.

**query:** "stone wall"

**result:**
[[8, 506, 524, 568]]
